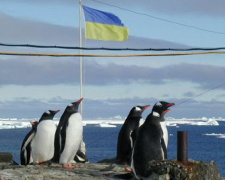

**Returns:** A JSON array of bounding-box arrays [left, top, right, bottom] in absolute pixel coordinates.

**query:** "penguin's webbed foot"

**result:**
[[125, 167, 133, 173], [62, 163, 79, 169]]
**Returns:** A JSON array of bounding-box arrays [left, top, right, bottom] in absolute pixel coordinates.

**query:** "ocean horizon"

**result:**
[[0, 118, 224, 177]]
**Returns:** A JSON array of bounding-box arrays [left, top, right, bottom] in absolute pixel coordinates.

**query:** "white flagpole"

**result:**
[[79, 0, 83, 115]]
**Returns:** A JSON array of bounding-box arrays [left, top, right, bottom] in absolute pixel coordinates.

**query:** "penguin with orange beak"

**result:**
[[53, 98, 84, 169], [116, 105, 150, 165], [131, 101, 175, 179]]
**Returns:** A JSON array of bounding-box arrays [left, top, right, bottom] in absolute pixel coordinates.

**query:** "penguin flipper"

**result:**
[[74, 150, 89, 163], [161, 138, 167, 159], [130, 127, 138, 148], [52, 116, 67, 163], [52, 128, 61, 162], [21, 132, 36, 151]]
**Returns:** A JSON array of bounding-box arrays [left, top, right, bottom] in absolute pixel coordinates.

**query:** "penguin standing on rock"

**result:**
[[116, 105, 150, 165], [31, 110, 60, 164], [20, 121, 38, 165], [131, 101, 175, 179], [53, 98, 83, 169]]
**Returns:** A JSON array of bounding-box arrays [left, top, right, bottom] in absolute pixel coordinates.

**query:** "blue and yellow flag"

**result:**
[[82, 6, 129, 41]]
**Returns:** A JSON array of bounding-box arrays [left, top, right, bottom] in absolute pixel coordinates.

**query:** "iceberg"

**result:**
[[0, 116, 222, 129], [165, 117, 219, 126], [203, 133, 225, 139], [95, 123, 117, 128]]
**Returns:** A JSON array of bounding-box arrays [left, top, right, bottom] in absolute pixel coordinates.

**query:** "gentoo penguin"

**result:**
[[74, 150, 89, 163], [31, 110, 60, 164], [131, 101, 175, 179], [53, 98, 83, 169], [20, 121, 38, 165], [116, 105, 150, 165], [74, 140, 89, 163]]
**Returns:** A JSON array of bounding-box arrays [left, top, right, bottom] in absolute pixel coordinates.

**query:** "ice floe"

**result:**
[[0, 116, 222, 129]]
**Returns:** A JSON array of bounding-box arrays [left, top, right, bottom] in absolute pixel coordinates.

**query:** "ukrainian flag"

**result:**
[[82, 6, 129, 41]]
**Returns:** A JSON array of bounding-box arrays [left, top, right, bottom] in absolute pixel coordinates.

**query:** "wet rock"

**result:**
[[145, 159, 224, 180], [0, 152, 13, 163]]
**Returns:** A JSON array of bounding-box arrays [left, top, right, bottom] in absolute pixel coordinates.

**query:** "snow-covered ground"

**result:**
[[0, 116, 222, 129]]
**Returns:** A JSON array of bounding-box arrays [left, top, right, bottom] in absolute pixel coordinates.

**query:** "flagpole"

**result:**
[[79, 0, 83, 115]]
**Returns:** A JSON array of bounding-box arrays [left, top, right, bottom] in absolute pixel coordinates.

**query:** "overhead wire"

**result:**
[[90, 0, 225, 35], [176, 82, 225, 107], [1, 43, 225, 51]]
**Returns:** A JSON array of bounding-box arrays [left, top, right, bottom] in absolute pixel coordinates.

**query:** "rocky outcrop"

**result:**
[[0, 153, 224, 180], [146, 159, 222, 180], [0, 163, 128, 180]]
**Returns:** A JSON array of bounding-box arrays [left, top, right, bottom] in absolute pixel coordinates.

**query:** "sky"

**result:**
[[0, 0, 225, 119]]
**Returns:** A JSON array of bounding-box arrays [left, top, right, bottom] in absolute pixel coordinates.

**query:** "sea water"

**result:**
[[0, 122, 225, 177]]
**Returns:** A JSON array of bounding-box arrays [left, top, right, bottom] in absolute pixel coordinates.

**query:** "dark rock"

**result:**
[[191, 160, 221, 180], [0, 152, 13, 163], [145, 159, 223, 180]]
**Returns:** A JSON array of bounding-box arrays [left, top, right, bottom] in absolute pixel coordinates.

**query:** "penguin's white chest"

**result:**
[[60, 113, 83, 164], [31, 120, 56, 163]]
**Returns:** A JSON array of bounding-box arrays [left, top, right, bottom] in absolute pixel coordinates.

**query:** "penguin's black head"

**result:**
[[128, 105, 150, 118], [39, 110, 60, 121], [66, 98, 83, 114], [152, 101, 175, 121]]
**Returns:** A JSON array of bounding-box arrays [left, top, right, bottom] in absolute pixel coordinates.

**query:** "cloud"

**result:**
[[97, 0, 225, 17], [164, 63, 225, 88], [0, 12, 79, 45], [16, 0, 225, 17], [183, 91, 195, 97], [1, 96, 225, 119], [1, 54, 225, 91], [0, 57, 80, 85], [144, 1, 224, 16], [0, 11, 189, 48]]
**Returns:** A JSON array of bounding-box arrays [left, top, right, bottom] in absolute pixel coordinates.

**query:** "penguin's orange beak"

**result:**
[[54, 110, 60, 114], [142, 105, 150, 110], [167, 103, 175, 107], [163, 109, 170, 115], [163, 103, 175, 114], [76, 98, 83, 104]]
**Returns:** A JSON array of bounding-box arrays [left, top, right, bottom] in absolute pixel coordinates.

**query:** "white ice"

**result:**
[[0, 116, 222, 129]]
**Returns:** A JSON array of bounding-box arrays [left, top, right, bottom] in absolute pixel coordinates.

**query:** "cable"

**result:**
[[90, 0, 225, 35], [86, 130, 118, 147], [1, 42, 225, 51], [0, 51, 225, 57], [176, 82, 225, 107]]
